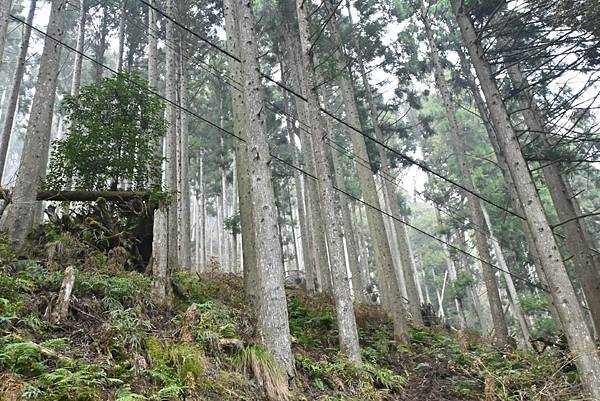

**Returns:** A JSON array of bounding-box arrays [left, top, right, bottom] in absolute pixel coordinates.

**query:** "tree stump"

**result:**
[[47, 266, 75, 325]]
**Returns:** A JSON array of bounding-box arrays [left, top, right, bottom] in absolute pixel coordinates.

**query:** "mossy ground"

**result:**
[[0, 236, 584, 401]]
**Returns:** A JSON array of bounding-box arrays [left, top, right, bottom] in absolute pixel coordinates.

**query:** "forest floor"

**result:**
[[0, 236, 584, 401]]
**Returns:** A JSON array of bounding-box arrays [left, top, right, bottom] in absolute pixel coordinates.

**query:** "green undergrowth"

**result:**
[[0, 236, 585, 401]]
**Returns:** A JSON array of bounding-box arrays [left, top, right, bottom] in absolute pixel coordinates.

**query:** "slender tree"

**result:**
[[343, 0, 422, 322], [0, 0, 36, 182], [294, 0, 363, 361], [0, 0, 11, 65], [2, 0, 66, 244], [420, 0, 509, 345]]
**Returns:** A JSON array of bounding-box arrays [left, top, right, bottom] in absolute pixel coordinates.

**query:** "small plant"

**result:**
[[108, 307, 153, 354], [234, 344, 289, 401]]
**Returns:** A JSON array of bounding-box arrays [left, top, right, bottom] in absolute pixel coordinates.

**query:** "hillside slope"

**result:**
[[0, 238, 582, 401]]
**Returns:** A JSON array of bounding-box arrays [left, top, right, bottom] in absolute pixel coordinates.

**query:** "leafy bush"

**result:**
[[45, 73, 165, 192]]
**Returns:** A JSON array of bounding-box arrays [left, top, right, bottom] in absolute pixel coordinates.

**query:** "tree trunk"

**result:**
[[0, 0, 35, 182], [343, 0, 422, 322], [435, 209, 466, 329], [321, 8, 409, 339], [223, 0, 257, 291], [147, 0, 158, 88], [94, 9, 108, 82], [164, 0, 178, 270], [295, 0, 362, 362], [503, 56, 600, 334], [481, 206, 532, 349], [452, 3, 600, 396], [328, 126, 365, 302], [117, 0, 126, 72], [178, 49, 192, 269], [200, 159, 207, 269], [0, 0, 11, 66], [236, 0, 295, 378], [151, 207, 169, 304], [1, 0, 65, 245], [279, 18, 331, 293], [70, 0, 85, 96], [420, 0, 509, 345], [455, 44, 564, 332]]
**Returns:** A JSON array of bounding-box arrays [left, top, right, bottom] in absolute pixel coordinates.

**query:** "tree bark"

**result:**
[[94, 8, 108, 82], [420, 0, 509, 345], [328, 126, 365, 302], [1, 0, 65, 245], [117, 0, 126, 72], [279, 17, 331, 293], [147, 0, 158, 88], [236, 0, 295, 378], [0, 0, 35, 182], [295, 0, 362, 362], [452, 3, 600, 397], [151, 207, 169, 304]]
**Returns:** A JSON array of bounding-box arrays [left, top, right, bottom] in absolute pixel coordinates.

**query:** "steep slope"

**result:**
[[0, 236, 582, 401]]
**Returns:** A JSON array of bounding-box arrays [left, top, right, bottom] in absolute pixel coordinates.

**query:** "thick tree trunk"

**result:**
[[0, 0, 35, 182], [322, 12, 409, 339], [420, 0, 509, 345], [453, 3, 600, 397], [236, 0, 295, 378], [223, 0, 256, 289], [1, 0, 65, 245], [279, 20, 331, 293], [151, 207, 169, 304], [295, 0, 362, 362]]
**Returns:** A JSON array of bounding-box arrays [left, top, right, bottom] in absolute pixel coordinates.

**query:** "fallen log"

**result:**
[[0, 189, 152, 202]]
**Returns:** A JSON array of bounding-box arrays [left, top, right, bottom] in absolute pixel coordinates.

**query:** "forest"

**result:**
[[0, 0, 599, 399]]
